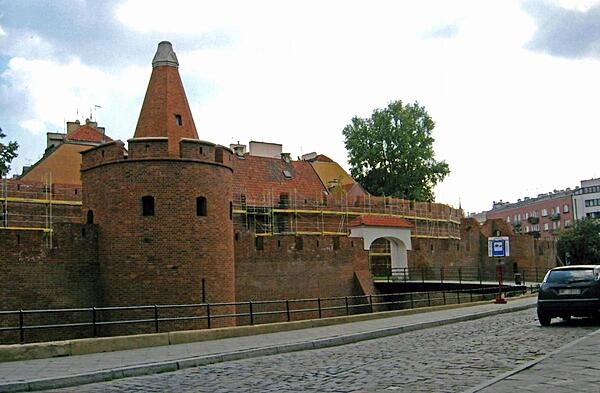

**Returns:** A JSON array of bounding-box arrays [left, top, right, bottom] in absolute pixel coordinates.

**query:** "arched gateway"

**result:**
[[349, 215, 412, 276]]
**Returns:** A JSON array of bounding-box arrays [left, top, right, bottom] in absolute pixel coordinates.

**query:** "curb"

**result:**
[[462, 327, 600, 393], [0, 301, 535, 393]]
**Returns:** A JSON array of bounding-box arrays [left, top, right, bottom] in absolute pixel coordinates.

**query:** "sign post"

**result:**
[[488, 237, 510, 304]]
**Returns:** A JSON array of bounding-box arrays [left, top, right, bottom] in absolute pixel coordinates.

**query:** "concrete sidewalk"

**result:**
[[0, 297, 537, 392]]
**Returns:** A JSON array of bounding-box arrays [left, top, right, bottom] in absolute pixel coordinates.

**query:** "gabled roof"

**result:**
[[232, 154, 327, 202], [349, 215, 413, 228], [66, 124, 112, 143]]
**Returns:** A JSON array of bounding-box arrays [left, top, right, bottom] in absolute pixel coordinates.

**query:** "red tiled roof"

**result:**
[[314, 154, 333, 162], [66, 125, 112, 143], [232, 154, 327, 202], [349, 215, 413, 228]]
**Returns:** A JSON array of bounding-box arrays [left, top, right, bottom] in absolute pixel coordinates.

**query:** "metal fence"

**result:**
[[0, 285, 538, 345], [376, 266, 549, 285]]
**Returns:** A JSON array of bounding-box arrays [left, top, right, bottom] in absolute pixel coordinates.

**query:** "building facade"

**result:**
[[572, 178, 600, 220], [486, 190, 574, 240]]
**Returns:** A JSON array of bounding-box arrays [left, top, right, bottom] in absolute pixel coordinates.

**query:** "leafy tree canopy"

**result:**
[[0, 127, 19, 177], [342, 100, 449, 201], [556, 217, 600, 265]]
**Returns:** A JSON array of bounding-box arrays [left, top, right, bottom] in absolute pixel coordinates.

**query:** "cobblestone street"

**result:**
[[46, 309, 597, 392]]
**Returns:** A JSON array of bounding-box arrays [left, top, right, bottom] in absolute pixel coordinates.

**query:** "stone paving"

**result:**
[[467, 328, 600, 393], [41, 301, 597, 392], [2, 296, 599, 392]]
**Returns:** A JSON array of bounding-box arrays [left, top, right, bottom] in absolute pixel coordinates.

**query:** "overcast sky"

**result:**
[[2, 0, 600, 214]]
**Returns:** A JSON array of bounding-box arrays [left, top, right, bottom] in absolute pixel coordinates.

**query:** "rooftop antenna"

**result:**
[[94, 105, 102, 122]]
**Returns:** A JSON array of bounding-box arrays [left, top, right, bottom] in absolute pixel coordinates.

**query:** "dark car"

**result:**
[[537, 265, 600, 326]]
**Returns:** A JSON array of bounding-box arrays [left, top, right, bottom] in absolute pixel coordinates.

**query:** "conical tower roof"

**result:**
[[134, 41, 199, 156]]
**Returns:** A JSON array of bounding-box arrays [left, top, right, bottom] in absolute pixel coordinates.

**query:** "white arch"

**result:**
[[349, 226, 412, 274]]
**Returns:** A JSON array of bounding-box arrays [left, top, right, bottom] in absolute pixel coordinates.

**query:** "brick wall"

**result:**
[[234, 232, 369, 297], [81, 153, 236, 329], [0, 223, 99, 343]]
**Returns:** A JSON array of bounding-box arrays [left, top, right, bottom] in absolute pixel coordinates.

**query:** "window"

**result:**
[[86, 210, 94, 224], [543, 223, 549, 231], [563, 204, 569, 213], [295, 237, 303, 250], [175, 114, 182, 126], [196, 196, 207, 216], [142, 196, 155, 216], [255, 236, 264, 251], [565, 219, 572, 227], [506, 216, 511, 223], [541, 208, 548, 217]]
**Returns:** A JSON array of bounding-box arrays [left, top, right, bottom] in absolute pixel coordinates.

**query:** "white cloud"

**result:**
[[3, 56, 147, 141], [6, 0, 600, 213], [555, 0, 600, 11], [20, 119, 47, 134]]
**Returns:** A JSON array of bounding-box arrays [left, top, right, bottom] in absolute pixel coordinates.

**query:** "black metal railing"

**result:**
[[0, 285, 538, 345], [376, 266, 548, 285]]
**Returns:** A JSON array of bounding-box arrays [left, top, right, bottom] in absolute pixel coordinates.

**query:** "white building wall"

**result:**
[[573, 178, 600, 220]]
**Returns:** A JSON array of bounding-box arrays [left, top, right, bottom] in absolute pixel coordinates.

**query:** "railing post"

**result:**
[[249, 301, 254, 325], [470, 288, 473, 303], [459, 267, 462, 284], [442, 290, 446, 305], [479, 266, 482, 285], [92, 307, 97, 337], [403, 267, 408, 283], [369, 295, 373, 313], [440, 267, 444, 283], [427, 291, 431, 307], [317, 298, 322, 319], [19, 310, 24, 344], [410, 292, 414, 309], [286, 299, 291, 322], [421, 267, 425, 284], [457, 289, 461, 304], [206, 303, 211, 329], [344, 296, 349, 316], [154, 305, 159, 333]]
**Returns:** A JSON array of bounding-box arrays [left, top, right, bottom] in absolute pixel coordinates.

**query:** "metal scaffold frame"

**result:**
[[0, 173, 82, 248], [232, 188, 462, 240]]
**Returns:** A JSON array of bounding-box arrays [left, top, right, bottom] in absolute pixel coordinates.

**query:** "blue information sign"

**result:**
[[488, 236, 510, 257]]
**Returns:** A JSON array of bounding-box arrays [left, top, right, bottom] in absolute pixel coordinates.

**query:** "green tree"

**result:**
[[342, 100, 449, 201], [0, 127, 19, 177], [556, 218, 600, 265]]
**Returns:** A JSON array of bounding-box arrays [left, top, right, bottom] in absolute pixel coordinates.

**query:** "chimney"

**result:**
[[66, 120, 81, 134]]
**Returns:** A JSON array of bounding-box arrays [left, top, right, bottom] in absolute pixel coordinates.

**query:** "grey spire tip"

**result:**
[[152, 41, 179, 68]]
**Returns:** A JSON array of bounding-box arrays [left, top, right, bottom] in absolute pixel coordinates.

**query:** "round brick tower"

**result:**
[[81, 42, 235, 327]]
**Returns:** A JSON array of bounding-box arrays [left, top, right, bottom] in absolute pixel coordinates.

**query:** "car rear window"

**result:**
[[546, 268, 595, 284]]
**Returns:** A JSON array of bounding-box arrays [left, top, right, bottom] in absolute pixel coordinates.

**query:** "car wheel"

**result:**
[[538, 311, 551, 326]]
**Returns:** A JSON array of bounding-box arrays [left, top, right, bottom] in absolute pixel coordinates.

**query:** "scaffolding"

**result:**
[[232, 189, 462, 239], [0, 175, 82, 247]]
